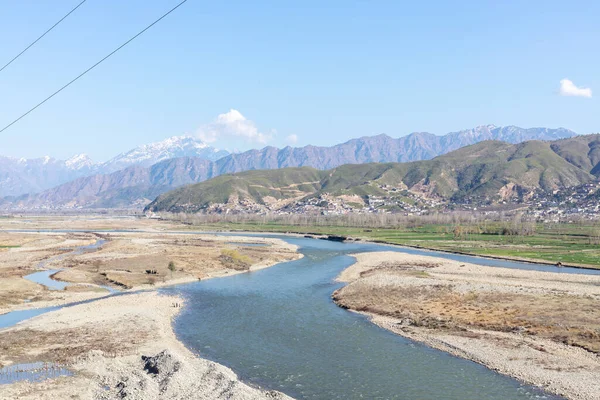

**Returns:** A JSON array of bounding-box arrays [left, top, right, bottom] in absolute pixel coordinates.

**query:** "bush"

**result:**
[[220, 249, 253, 271], [168, 261, 176, 278]]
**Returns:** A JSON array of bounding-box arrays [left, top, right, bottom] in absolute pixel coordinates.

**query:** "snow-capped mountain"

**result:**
[[100, 136, 229, 173], [5, 125, 581, 210], [0, 155, 98, 197], [0, 136, 228, 197], [0, 126, 579, 201], [65, 154, 96, 170]]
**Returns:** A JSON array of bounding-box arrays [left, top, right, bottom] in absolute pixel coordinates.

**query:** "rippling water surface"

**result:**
[[166, 236, 564, 400]]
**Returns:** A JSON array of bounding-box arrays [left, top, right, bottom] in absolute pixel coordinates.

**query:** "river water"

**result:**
[[0, 238, 116, 330], [164, 235, 566, 400], [0, 231, 588, 397], [22, 239, 118, 293]]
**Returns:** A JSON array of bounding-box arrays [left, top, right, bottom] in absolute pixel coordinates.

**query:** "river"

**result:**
[[164, 235, 567, 400], [1, 231, 589, 397]]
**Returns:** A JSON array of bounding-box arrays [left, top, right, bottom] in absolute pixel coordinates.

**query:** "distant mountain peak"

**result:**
[[147, 135, 209, 150], [65, 154, 95, 170], [100, 135, 229, 173], [123, 135, 208, 154]]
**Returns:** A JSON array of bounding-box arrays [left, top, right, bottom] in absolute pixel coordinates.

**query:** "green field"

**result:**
[[175, 221, 600, 269]]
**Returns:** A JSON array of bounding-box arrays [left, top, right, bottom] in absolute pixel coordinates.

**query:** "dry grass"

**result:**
[[70, 234, 294, 287], [219, 249, 253, 271], [0, 278, 51, 308], [0, 323, 149, 366], [334, 264, 600, 354], [0, 228, 299, 310], [63, 285, 108, 293]]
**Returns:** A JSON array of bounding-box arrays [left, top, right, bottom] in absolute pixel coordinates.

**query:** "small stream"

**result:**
[[1, 238, 118, 331], [0, 362, 73, 385], [24, 270, 69, 290], [0, 238, 115, 384], [22, 239, 118, 293]]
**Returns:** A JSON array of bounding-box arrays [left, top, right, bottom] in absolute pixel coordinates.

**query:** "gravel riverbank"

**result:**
[[0, 292, 293, 400], [334, 251, 600, 400]]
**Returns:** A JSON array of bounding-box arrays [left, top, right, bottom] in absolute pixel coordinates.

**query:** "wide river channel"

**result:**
[[162, 234, 592, 400], [3, 231, 597, 398]]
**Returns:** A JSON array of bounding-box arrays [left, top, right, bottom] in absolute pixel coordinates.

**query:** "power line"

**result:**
[[0, 0, 88, 73], [0, 0, 188, 134]]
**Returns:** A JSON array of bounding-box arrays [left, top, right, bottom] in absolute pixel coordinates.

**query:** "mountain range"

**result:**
[[1, 125, 580, 209], [197, 125, 576, 172], [0, 154, 96, 198], [146, 135, 600, 214], [0, 136, 229, 197], [98, 135, 229, 174]]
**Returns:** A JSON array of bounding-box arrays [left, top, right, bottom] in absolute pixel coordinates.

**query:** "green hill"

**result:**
[[147, 167, 325, 212], [146, 137, 599, 213], [550, 134, 600, 175]]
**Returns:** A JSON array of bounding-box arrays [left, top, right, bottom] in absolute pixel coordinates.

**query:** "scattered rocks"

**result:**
[[141, 350, 181, 393]]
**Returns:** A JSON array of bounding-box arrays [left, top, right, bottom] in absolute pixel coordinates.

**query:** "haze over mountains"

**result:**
[[0, 154, 96, 198], [1, 136, 229, 197], [2, 125, 580, 209]]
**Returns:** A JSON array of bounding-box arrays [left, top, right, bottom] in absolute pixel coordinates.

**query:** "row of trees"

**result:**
[[159, 211, 550, 237], [163, 210, 546, 229]]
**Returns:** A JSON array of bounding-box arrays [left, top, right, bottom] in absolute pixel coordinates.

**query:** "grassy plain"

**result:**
[[179, 220, 600, 269]]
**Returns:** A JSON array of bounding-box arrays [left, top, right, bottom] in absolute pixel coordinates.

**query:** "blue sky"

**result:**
[[0, 0, 597, 161]]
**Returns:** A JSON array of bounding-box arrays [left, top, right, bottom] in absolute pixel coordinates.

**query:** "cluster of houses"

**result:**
[[161, 180, 600, 221], [527, 181, 600, 221], [196, 185, 447, 216]]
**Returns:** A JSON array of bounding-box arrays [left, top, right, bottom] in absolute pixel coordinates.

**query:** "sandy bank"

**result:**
[[334, 251, 600, 400], [0, 292, 293, 400], [0, 231, 301, 315], [0, 232, 108, 315], [0, 229, 301, 398]]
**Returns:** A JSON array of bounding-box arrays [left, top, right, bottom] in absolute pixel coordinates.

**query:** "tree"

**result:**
[[453, 225, 465, 241], [168, 261, 176, 279]]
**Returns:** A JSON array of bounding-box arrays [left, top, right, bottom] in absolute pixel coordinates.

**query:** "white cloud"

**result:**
[[286, 134, 298, 145], [197, 109, 272, 144], [559, 79, 592, 98]]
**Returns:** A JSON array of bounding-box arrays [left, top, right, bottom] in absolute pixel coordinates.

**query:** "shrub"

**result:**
[[168, 261, 176, 278], [220, 249, 253, 270]]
